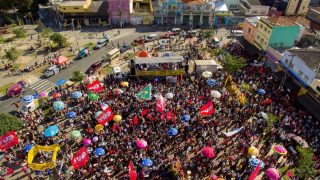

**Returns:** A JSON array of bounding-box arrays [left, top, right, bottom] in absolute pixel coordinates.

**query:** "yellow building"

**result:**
[[285, 0, 310, 15], [130, 0, 154, 25], [243, 17, 260, 45], [57, 0, 92, 13], [253, 18, 272, 51]]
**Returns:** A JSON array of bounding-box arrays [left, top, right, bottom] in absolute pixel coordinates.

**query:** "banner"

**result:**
[[86, 80, 103, 93], [156, 95, 166, 113], [136, 69, 184, 76], [223, 126, 244, 137], [71, 147, 89, 170], [97, 107, 114, 125], [0, 131, 19, 150], [248, 163, 261, 180], [200, 101, 215, 116], [128, 161, 137, 180], [136, 85, 152, 100], [28, 144, 60, 171]]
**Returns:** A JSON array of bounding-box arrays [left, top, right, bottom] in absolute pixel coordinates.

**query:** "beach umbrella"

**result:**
[[70, 130, 81, 139], [53, 101, 65, 111], [168, 127, 178, 136], [92, 136, 99, 142], [121, 81, 129, 87], [66, 111, 77, 118], [71, 91, 82, 99], [39, 91, 48, 97], [141, 158, 153, 167], [44, 125, 59, 137], [248, 147, 259, 156], [181, 114, 191, 122], [95, 148, 105, 156], [113, 89, 124, 95], [201, 147, 215, 158], [249, 158, 265, 168], [56, 79, 66, 86], [165, 93, 174, 99], [273, 145, 287, 155], [258, 89, 266, 95], [210, 90, 221, 98], [24, 144, 34, 153], [88, 93, 99, 101], [259, 112, 268, 120], [207, 79, 217, 87], [100, 103, 109, 110], [136, 139, 148, 149], [95, 111, 102, 119], [202, 71, 212, 78], [266, 168, 280, 180], [83, 138, 92, 146], [22, 95, 34, 103], [95, 124, 104, 133], [113, 115, 122, 123], [52, 92, 61, 98]]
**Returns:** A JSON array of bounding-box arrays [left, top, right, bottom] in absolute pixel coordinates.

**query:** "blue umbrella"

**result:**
[[95, 148, 105, 156], [66, 111, 77, 118], [22, 95, 34, 103], [249, 158, 265, 168], [53, 101, 65, 111], [141, 158, 153, 167], [258, 89, 266, 95], [181, 114, 191, 122], [168, 127, 178, 136], [33, 93, 39, 99], [24, 144, 34, 153], [71, 91, 82, 99], [207, 79, 217, 87], [44, 125, 59, 137], [56, 79, 66, 86]]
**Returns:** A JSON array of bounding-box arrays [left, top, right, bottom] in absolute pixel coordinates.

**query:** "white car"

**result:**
[[95, 37, 109, 49], [44, 65, 60, 77]]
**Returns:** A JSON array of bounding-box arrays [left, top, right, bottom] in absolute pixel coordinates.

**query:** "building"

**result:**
[[213, 0, 230, 27], [56, 0, 108, 27], [239, 0, 270, 16], [285, 0, 310, 15], [130, 0, 154, 25], [156, 0, 183, 25], [243, 16, 260, 44], [309, 0, 320, 6], [307, 7, 320, 25], [253, 16, 300, 51], [181, 0, 214, 27], [108, 0, 130, 27], [288, 16, 320, 45], [225, 0, 240, 9]]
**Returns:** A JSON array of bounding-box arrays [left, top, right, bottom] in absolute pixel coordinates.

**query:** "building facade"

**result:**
[[225, 0, 240, 9], [130, 0, 154, 25], [108, 0, 130, 26], [243, 17, 259, 44], [307, 7, 320, 25], [285, 0, 310, 15], [239, 0, 270, 16], [181, 1, 214, 27], [214, 0, 230, 26], [161, 0, 183, 25]]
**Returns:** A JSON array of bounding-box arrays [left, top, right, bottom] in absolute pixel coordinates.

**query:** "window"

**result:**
[[264, 27, 267, 32], [63, 8, 66, 10], [289, 63, 294, 69], [257, 35, 260, 39], [298, 70, 303, 77], [252, 10, 257, 14], [248, 28, 251, 33], [285, 58, 289, 64], [268, 30, 271, 34], [74, 7, 79, 9], [261, 10, 266, 14], [304, 75, 309, 82], [261, 39, 264, 43], [260, 24, 263, 28]]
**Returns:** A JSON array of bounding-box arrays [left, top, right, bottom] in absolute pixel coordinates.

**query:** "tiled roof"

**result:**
[[288, 48, 320, 71], [264, 16, 297, 26], [287, 16, 320, 31]]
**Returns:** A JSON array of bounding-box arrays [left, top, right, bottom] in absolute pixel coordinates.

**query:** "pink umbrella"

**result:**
[[39, 91, 48, 97], [273, 145, 287, 155], [136, 139, 147, 149], [201, 147, 215, 158], [266, 168, 280, 180], [83, 138, 92, 146], [210, 175, 218, 180], [92, 136, 99, 142]]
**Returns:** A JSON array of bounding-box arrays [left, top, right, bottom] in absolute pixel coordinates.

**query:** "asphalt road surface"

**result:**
[[0, 30, 165, 114]]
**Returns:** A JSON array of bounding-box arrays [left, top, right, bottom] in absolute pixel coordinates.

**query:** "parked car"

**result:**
[[77, 47, 90, 59], [120, 44, 132, 53], [145, 34, 158, 42], [94, 38, 109, 49], [133, 38, 144, 45], [162, 32, 175, 39], [85, 61, 103, 75], [44, 65, 60, 78], [7, 81, 27, 97]]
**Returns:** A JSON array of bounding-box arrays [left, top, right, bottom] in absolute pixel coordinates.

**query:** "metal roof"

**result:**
[[194, 60, 218, 66], [134, 56, 184, 64]]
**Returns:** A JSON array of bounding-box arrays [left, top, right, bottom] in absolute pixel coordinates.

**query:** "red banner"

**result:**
[[200, 100, 215, 116], [248, 163, 260, 180], [86, 80, 103, 93], [166, 111, 172, 120], [0, 131, 19, 150], [156, 95, 166, 113], [128, 161, 137, 180], [141, 109, 148, 117], [71, 147, 89, 170], [97, 107, 114, 125]]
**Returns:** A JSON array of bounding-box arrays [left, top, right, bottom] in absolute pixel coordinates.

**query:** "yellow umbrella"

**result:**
[[121, 81, 129, 87], [95, 124, 104, 133], [248, 147, 259, 156], [113, 115, 122, 123]]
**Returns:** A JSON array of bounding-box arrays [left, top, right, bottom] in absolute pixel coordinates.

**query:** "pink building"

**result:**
[[108, 0, 130, 26]]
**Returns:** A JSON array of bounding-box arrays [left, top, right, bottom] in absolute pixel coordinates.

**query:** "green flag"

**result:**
[[136, 85, 152, 100]]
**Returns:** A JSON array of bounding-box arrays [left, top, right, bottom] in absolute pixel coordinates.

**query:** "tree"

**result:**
[[50, 32, 67, 47], [0, 36, 4, 44], [0, 113, 23, 136], [223, 53, 246, 74], [296, 146, 317, 179], [12, 28, 27, 38], [5, 47, 20, 62], [200, 28, 214, 40], [71, 70, 84, 82], [41, 28, 53, 48]]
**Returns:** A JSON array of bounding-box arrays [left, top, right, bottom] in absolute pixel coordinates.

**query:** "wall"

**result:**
[[243, 19, 257, 44], [307, 8, 320, 25], [296, 0, 310, 15], [254, 20, 272, 50], [225, 0, 240, 9], [269, 25, 300, 48], [239, 3, 269, 16], [286, 0, 300, 15]]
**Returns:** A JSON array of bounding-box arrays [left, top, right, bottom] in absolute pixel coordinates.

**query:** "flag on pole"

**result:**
[[0, 131, 19, 150], [128, 161, 137, 180], [248, 163, 261, 180], [136, 85, 152, 100], [200, 100, 215, 116]]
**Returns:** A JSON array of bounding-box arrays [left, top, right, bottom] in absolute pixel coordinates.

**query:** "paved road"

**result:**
[[0, 30, 166, 114]]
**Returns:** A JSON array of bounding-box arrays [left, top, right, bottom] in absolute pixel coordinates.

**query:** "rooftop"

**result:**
[[245, 16, 260, 26], [288, 16, 320, 31], [58, 1, 85, 6], [310, 6, 320, 12], [263, 16, 297, 27], [247, 0, 264, 5], [87, 1, 108, 12], [288, 48, 320, 71]]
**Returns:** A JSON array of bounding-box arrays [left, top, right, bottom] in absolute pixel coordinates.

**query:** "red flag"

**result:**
[[0, 131, 18, 150], [166, 111, 172, 120], [200, 101, 215, 116], [156, 95, 166, 113], [248, 163, 261, 180], [261, 98, 272, 106], [259, 66, 263, 75], [132, 115, 139, 126], [86, 80, 103, 93], [70, 147, 89, 170], [128, 161, 137, 180], [141, 109, 148, 116], [97, 107, 114, 125]]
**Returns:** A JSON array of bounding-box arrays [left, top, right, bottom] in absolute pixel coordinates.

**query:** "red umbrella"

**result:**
[[52, 92, 61, 98], [53, 55, 68, 65], [201, 147, 215, 158]]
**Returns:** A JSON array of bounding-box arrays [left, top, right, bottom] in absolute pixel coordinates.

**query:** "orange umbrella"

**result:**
[[53, 56, 68, 65], [52, 92, 61, 98], [136, 51, 151, 57]]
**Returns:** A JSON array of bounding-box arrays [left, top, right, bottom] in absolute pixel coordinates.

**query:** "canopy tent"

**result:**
[[136, 50, 151, 58], [52, 56, 68, 65]]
